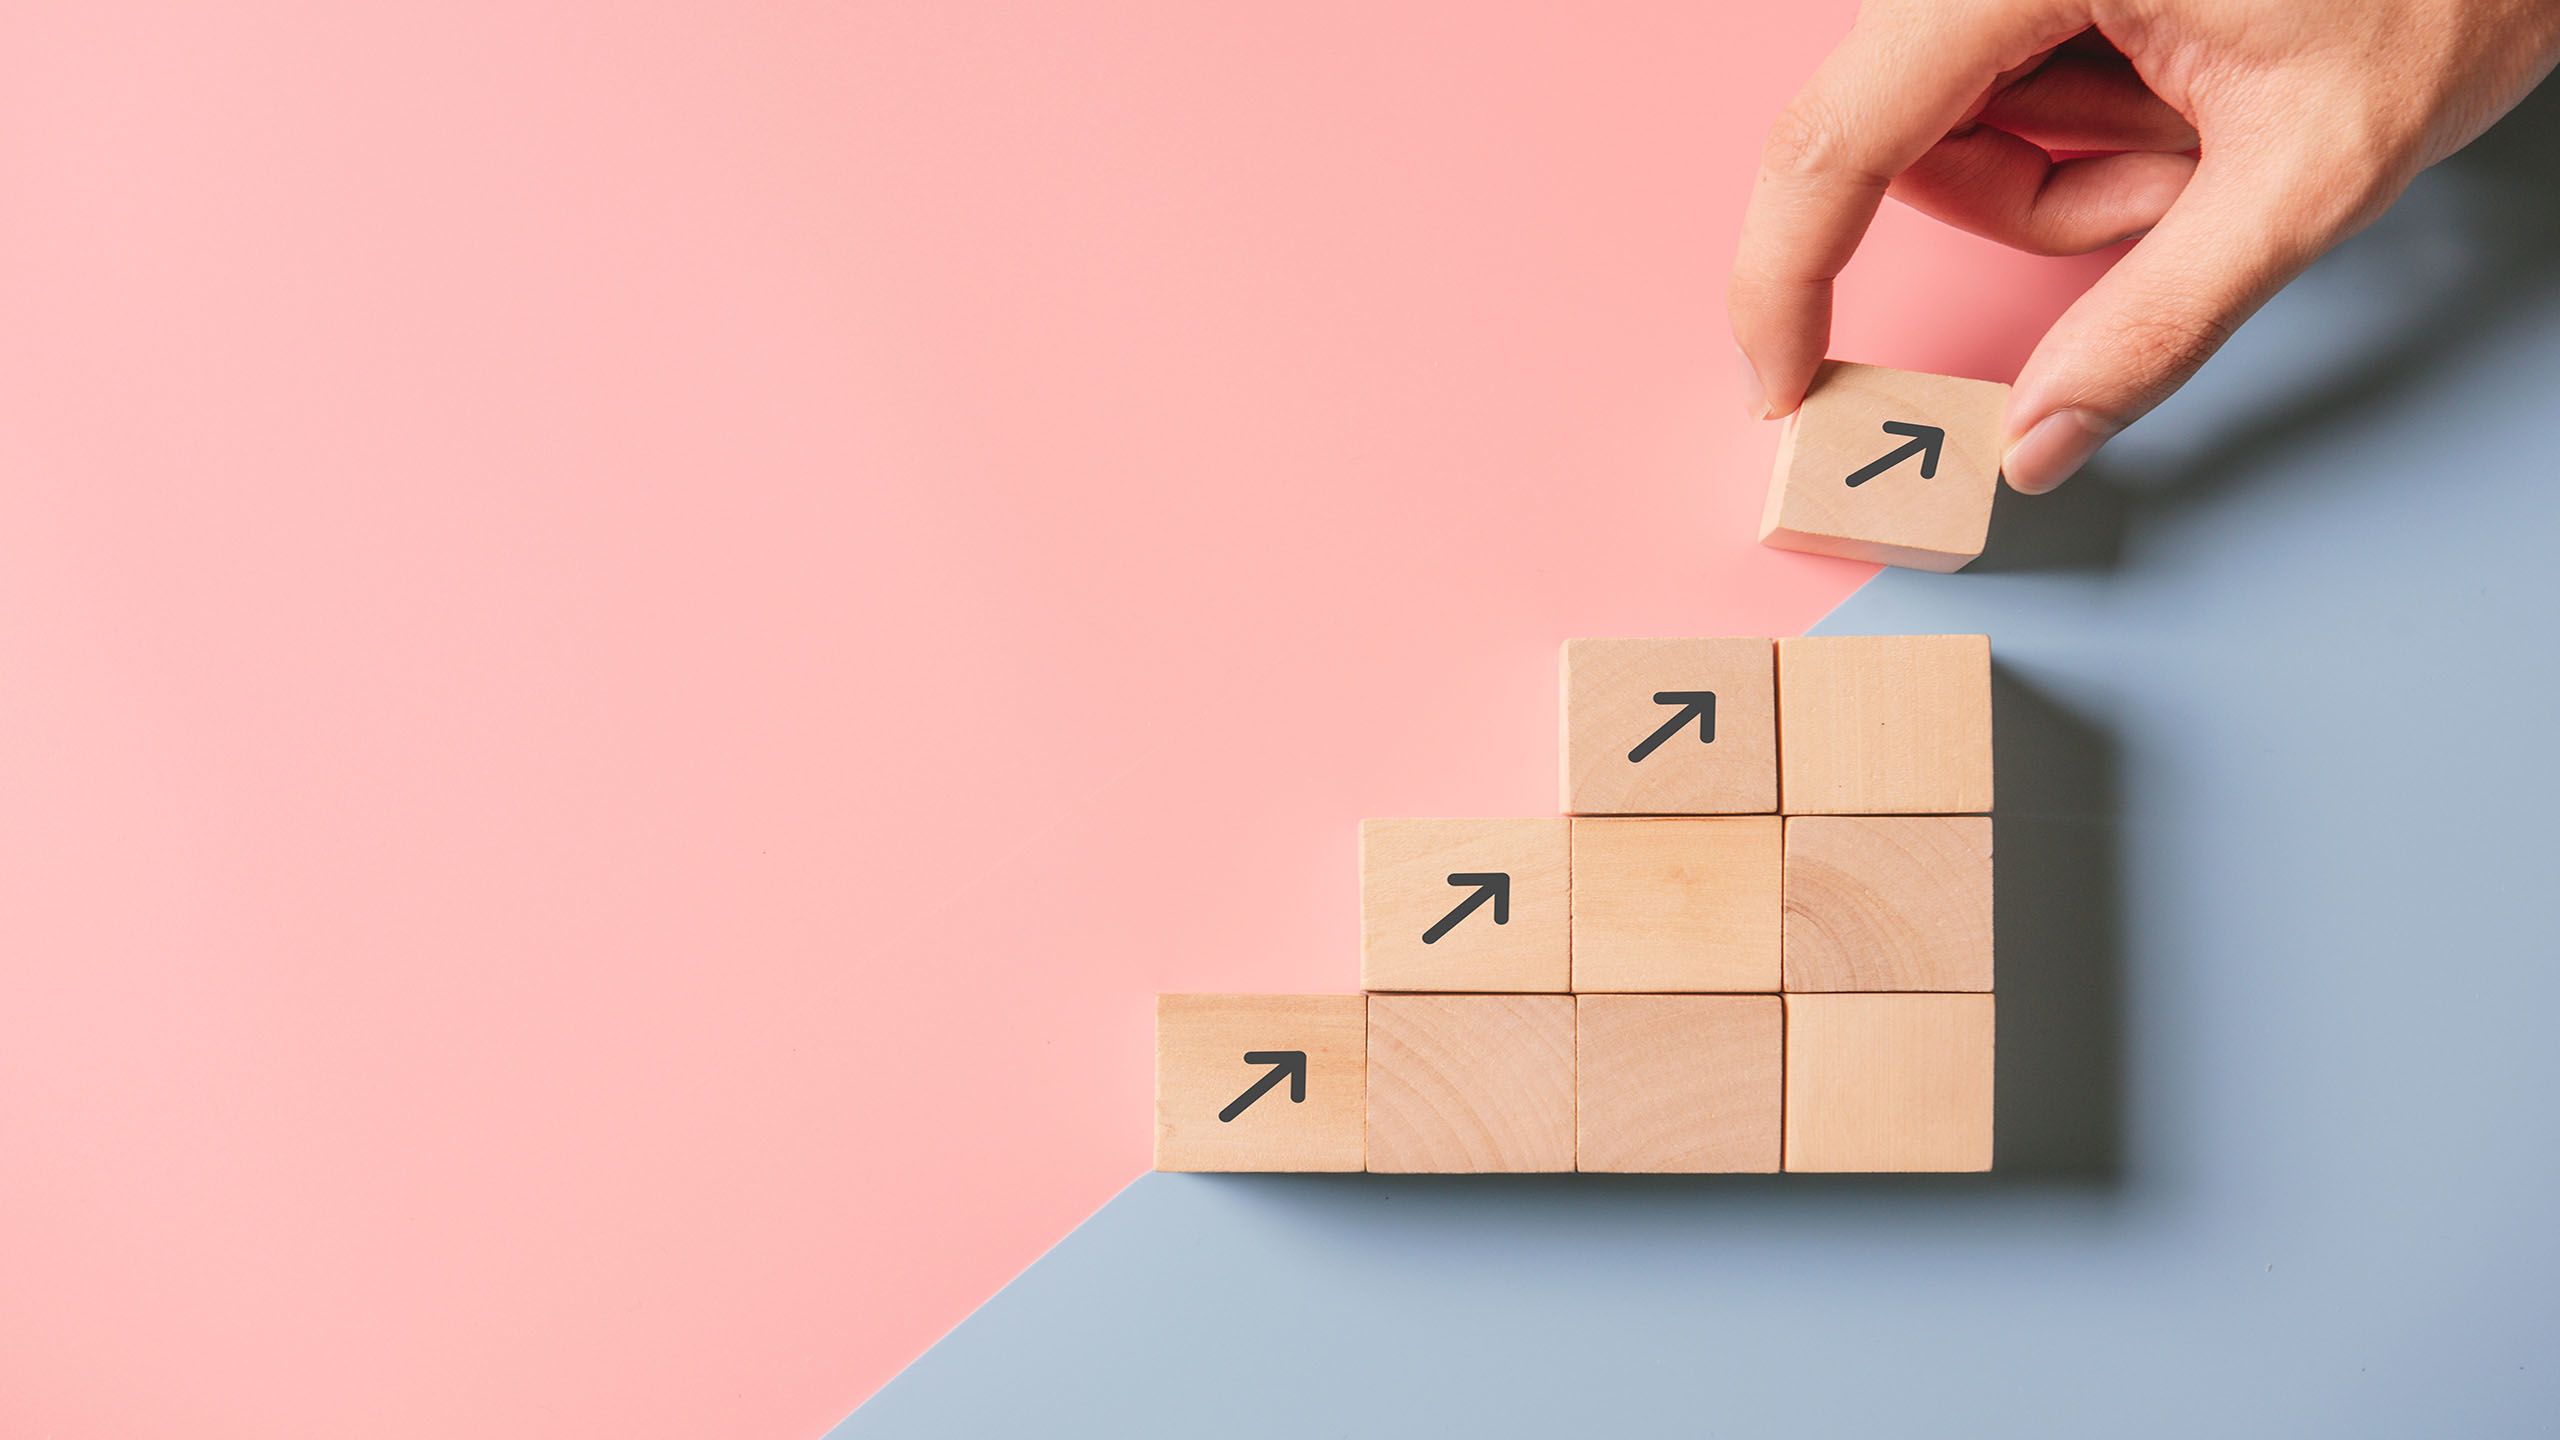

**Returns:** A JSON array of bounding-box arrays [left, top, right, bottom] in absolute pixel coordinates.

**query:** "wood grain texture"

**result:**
[[1783, 993, 1994, 1172], [1360, 818, 1570, 992], [1575, 995, 1781, 1173], [1783, 816, 1993, 992], [1569, 817, 1781, 992], [1776, 634, 1993, 815], [1561, 637, 1776, 816], [1757, 360, 2009, 573], [1366, 994, 1575, 1173], [1155, 994, 1366, 1172]]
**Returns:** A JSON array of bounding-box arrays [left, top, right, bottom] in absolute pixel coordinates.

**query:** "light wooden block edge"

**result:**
[[1365, 993, 1578, 1174], [1154, 993, 1369, 1173], [1780, 991, 1996, 1174], [1773, 633, 1996, 816], [1358, 817, 1573, 994], [1755, 361, 2007, 573], [1760, 411, 1981, 572]]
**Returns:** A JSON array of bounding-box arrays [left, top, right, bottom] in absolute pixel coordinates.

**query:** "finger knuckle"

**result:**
[[1761, 96, 1876, 185], [2262, 136, 2407, 242]]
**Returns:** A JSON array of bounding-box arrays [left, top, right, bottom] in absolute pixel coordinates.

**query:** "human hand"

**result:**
[[1729, 0, 2560, 492]]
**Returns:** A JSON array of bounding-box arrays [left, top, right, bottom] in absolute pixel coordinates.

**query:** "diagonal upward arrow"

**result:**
[[1422, 872, 1510, 945], [1844, 420, 1945, 488], [1628, 691, 1716, 763], [1218, 1051, 1307, 1122]]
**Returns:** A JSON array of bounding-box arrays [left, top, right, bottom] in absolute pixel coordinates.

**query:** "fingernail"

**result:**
[[1734, 345, 1772, 421], [2002, 408, 2116, 494]]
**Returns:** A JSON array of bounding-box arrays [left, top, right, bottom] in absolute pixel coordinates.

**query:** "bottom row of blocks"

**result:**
[[1157, 992, 1993, 1174]]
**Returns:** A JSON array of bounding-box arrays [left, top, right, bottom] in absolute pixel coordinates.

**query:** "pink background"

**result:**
[[0, 4, 2100, 1434]]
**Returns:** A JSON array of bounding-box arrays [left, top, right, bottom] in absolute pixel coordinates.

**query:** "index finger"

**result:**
[[1729, 15, 2060, 417]]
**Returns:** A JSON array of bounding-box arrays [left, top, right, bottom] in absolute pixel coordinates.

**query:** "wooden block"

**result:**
[[1561, 637, 1776, 816], [1783, 993, 1994, 1172], [1155, 994, 1366, 1172], [1576, 995, 1782, 1173], [1360, 818, 1570, 993], [1366, 994, 1575, 1173], [1758, 360, 2009, 572], [1569, 817, 1781, 992], [1776, 634, 1992, 814], [1784, 816, 1993, 992]]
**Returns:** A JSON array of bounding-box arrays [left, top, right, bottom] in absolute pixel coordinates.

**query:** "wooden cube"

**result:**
[[1366, 994, 1575, 1173], [1784, 816, 1993, 992], [1569, 817, 1781, 992], [1758, 360, 2009, 572], [1360, 818, 1570, 993], [1561, 637, 1776, 816], [1576, 995, 1782, 1173], [1776, 634, 1992, 814], [1155, 994, 1367, 1172], [1783, 993, 1994, 1172]]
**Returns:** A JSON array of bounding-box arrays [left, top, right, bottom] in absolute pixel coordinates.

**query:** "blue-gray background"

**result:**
[[839, 89, 2560, 1438]]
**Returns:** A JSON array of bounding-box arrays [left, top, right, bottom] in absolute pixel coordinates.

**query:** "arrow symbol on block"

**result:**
[[1627, 691, 1717, 763], [1843, 421, 1945, 488], [1422, 872, 1510, 945], [1218, 1051, 1307, 1122]]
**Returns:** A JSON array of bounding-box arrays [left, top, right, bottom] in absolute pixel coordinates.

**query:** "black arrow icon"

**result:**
[[1627, 691, 1716, 763], [1844, 421, 1945, 488], [1218, 1051, 1307, 1122], [1422, 872, 1510, 944]]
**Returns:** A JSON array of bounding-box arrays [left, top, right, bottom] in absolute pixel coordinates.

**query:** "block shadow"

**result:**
[[1208, 663, 2124, 1217], [1976, 665, 2121, 1182]]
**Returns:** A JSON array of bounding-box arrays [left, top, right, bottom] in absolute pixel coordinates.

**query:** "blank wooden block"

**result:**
[[1366, 995, 1574, 1173], [1360, 818, 1569, 993], [1783, 993, 1994, 1172], [1155, 994, 1366, 1172], [1576, 995, 1781, 1173], [1561, 637, 1776, 816], [1784, 816, 1993, 992], [1776, 634, 1992, 814], [1569, 817, 1781, 992], [1758, 360, 2009, 572]]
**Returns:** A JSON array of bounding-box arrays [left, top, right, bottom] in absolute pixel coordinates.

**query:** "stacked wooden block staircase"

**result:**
[[1156, 634, 1995, 1174]]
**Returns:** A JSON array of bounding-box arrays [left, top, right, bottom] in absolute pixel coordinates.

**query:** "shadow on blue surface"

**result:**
[[1987, 668, 2119, 1181], [1979, 81, 2560, 585], [838, 82, 2560, 1440]]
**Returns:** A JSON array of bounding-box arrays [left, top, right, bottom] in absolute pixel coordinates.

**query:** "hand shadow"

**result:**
[[1971, 78, 2560, 575]]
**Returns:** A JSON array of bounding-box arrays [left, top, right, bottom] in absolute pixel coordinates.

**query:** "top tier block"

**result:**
[[1759, 361, 2009, 573], [1777, 634, 1992, 814], [1561, 638, 1777, 816]]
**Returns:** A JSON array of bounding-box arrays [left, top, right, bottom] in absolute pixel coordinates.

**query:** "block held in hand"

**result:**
[[1759, 360, 2008, 572]]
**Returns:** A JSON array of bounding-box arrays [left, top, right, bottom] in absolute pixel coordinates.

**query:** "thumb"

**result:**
[[2001, 148, 2394, 493]]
